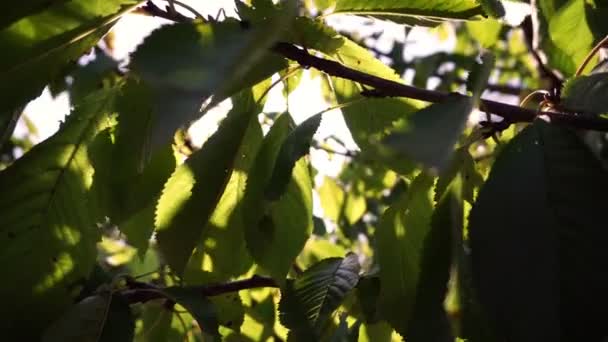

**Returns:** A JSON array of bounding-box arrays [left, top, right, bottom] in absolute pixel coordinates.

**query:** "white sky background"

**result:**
[[14, 0, 530, 181]]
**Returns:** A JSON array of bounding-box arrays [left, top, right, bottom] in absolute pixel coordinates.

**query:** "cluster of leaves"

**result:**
[[1, 0, 608, 341]]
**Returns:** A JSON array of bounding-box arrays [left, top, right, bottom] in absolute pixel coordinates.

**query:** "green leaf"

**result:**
[[561, 72, 608, 115], [466, 53, 495, 105], [358, 322, 394, 342], [232, 289, 277, 341], [237, 3, 345, 53], [327, 35, 425, 174], [281, 68, 304, 97], [332, 79, 420, 174], [535, 0, 594, 75], [0, 88, 119, 338], [0, 0, 68, 29], [136, 302, 174, 342], [313, 0, 336, 12], [279, 254, 361, 339], [189, 118, 264, 279], [68, 48, 120, 105], [265, 112, 322, 201], [162, 286, 221, 339], [548, 0, 594, 72], [0, 0, 140, 144], [88, 79, 177, 256], [404, 177, 460, 341], [243, 114, 314, 282], [469, 120, 608, 341], [331, 316, 361, 342], [211, 292, 245, 331], [130, 8, 293, 150], [355, 276, 382, 323], [466, 18, 503, 48], [381, 96, 472, 172], [319, 176, 345, 222], [329, 0, 484, 24], [586, 1, 608, 41], [115, 143, 176, 257], [343, 192, 366, 225], [376, 172, 439, 337], [178, 81, 269, 278], [288, 17, 345, 53], [154, 90, 261, 275], [42, 292, 134, 342], [434, 148, 484, 204]]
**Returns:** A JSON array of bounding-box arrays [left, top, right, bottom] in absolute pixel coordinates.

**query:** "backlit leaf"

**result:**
[[243, 114, 313, 282], [0, 0, 140, 145], [0, 88, 119, 338], [154, 90, 261, 275], [466, 18, 503, 48], [329, 0, 485, 24], [376, 172, 437, 337], [162, 286, 220, 339], [265, 113, 322, 201], [318, 176, 345, 223]]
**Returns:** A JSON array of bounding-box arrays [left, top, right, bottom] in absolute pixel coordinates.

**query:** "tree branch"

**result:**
[[122, 275, 278, 304], [521, 16, 563, 95], [140, 2, 608, 132], [271, 43, 608, 131]]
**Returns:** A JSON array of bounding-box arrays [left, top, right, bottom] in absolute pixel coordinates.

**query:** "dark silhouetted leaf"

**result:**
[[476, 0, 505, 18], [265, 113, 322, 200], [88, 79, 176, 257], [382, 96, 472, 172], [562, 72, 608, 115], [130, 5, 294, 150], [355, 276, 382, 323], [331, 316, 361, 342], [376, 172, 455, 340], [68, 48, 120, 105], [279, 254, 361, 339], [162, 286, 220, 339], [42, 292, 134, 342], [469, 120, 608, 341], [466, 52, 495, 105]]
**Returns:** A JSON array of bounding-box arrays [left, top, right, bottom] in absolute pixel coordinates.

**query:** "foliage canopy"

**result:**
[[2, 0, 608, 340]]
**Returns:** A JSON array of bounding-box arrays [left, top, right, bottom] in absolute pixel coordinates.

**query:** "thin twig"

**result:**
[[521, 16, 563, 94], [142, 0, 190, 22], [312, 142, 358, 158], [575, 35, 608, 76], [168, 0, 205, 20], [122, 275, 278, 304]]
